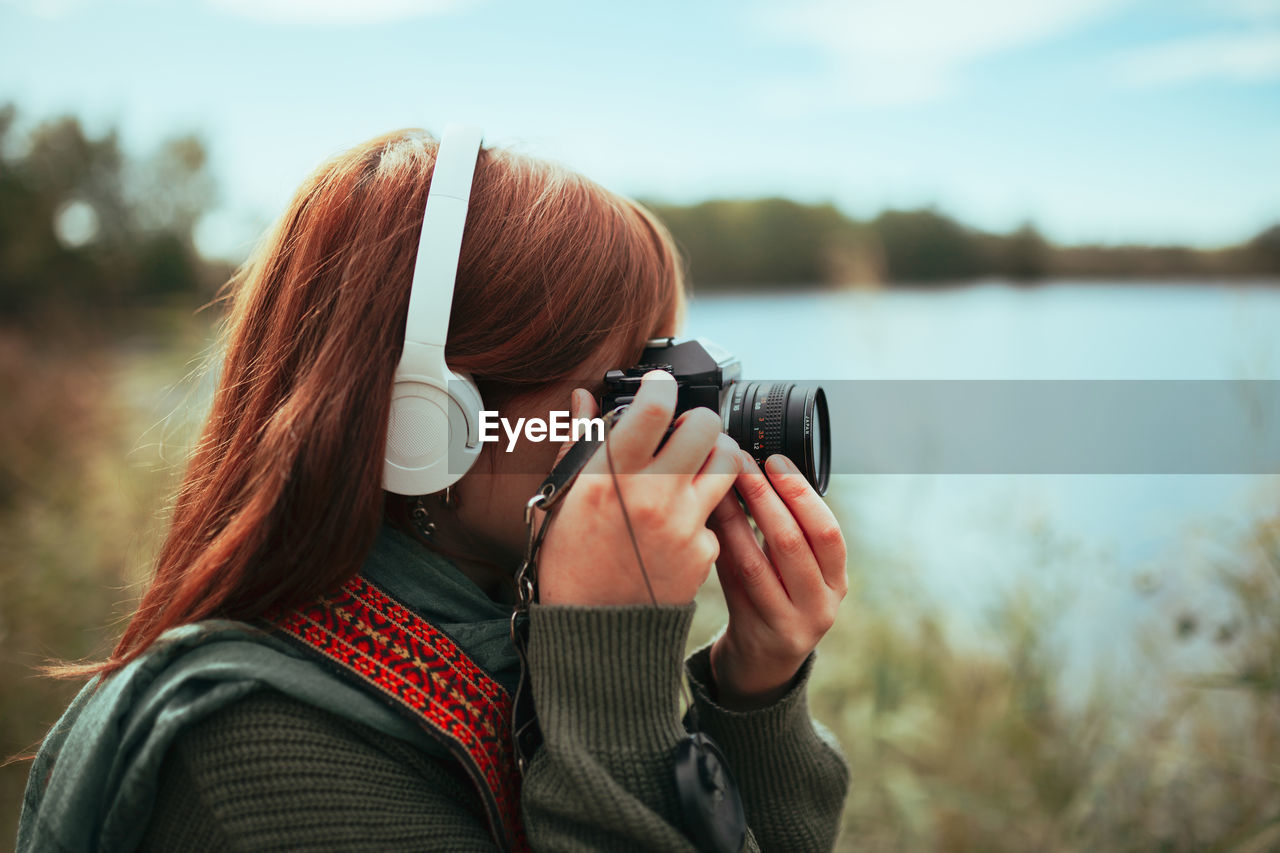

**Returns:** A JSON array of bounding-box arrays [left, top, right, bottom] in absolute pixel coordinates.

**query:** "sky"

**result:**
[[1, 0, 1278, 260]]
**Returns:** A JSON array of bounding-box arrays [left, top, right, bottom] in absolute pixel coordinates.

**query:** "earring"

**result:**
[[409, 495, 437, 542], [408, 487, 457, 543]]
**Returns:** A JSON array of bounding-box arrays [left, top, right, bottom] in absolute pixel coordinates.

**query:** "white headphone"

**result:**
[[383, 124, 486, 495]]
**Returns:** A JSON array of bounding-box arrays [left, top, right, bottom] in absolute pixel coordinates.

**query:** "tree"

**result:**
[[0, 104, 218, 322], [870, 209, 985, 281], [1000, 223, 1049, 281], [1248, 224, 1280, 274]]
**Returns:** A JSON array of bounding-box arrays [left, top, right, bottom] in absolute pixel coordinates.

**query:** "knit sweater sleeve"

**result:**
[[683, 643, 850, 851], [520, 603, 848, 852]]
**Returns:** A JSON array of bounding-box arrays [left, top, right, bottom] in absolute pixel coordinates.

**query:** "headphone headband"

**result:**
[[402, 123, 483, 353], [383, 124, 486, 496]]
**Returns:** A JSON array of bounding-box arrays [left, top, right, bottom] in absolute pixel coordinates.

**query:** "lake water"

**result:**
[[685, 280, 1280, 691]]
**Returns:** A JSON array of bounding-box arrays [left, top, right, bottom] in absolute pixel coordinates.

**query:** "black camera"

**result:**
[[599, 338, 830, 495]]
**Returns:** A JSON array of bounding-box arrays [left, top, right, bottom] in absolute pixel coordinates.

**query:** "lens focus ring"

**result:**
[[723, 380, 830, 496], [762, 382, 786, 453]]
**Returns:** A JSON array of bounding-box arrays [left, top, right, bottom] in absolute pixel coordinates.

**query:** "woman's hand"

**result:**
[[538, 370, 743, 606], [707, 454, 848, 710]]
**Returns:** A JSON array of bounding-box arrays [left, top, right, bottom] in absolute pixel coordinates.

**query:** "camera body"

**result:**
[[599, 337, 741, 424], [599, 337, 830, 495]]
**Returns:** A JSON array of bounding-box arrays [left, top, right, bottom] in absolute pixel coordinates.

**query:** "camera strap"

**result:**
[[507, 407, 622, 774], [529, 409, 617, 512]]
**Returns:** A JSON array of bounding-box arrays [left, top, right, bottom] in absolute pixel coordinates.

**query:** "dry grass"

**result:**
[[0, 318, 212, 846]]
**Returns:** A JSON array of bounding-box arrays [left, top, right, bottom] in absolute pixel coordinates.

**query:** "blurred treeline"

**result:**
[[3, 102, 1277, 327], [647, 198, 1280, 288], [0, 103, 230, 332]]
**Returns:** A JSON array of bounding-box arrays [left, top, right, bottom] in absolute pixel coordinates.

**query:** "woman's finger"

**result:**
[[708, 489, 792, 623], [650, 407, 722, 478], [586, 370, 676, 474], [689, 434, 744, 516], [735, 453, 827, 610], [764, 455, 848, 595]]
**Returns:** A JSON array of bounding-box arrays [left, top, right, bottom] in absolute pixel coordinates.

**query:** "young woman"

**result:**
[[18, 128, 850, 851]]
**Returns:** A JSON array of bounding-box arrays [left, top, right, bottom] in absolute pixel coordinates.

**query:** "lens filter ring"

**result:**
[[724, 381, 829, 495]]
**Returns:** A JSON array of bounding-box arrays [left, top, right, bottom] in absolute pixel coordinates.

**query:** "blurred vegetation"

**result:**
[[646, 199, 1280, 289], [0, 314, 215, 846], [693, 506, 1280, 852], [2, 103, 1279, 848], [0, 103, 229, 333], [0, 103, 227, 844]]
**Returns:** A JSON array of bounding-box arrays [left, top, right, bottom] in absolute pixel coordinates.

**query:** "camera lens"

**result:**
[[724, 382, 830, 496]]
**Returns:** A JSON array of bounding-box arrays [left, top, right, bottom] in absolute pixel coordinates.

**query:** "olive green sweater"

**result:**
[[139, 604, 850, 851]]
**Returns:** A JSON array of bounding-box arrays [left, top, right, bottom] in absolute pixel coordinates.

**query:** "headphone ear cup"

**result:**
[[444, 369, 484, 454], [383, 371, 483, 495]]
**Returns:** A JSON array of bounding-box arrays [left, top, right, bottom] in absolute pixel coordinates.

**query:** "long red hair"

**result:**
[[78, 129, 684, 680]]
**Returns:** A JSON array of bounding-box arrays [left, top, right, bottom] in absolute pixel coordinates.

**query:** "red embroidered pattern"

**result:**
[[272, 575, 528, 852]]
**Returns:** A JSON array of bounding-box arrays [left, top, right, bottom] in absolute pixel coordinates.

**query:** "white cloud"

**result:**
[[1213, 0, 1280, 22], [755, 0, 1130, 108], [0, 0, 466, 23], [204, 0, 469, 26], [0, 0, 90, 19], [1119, 29, 1280, 86]]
